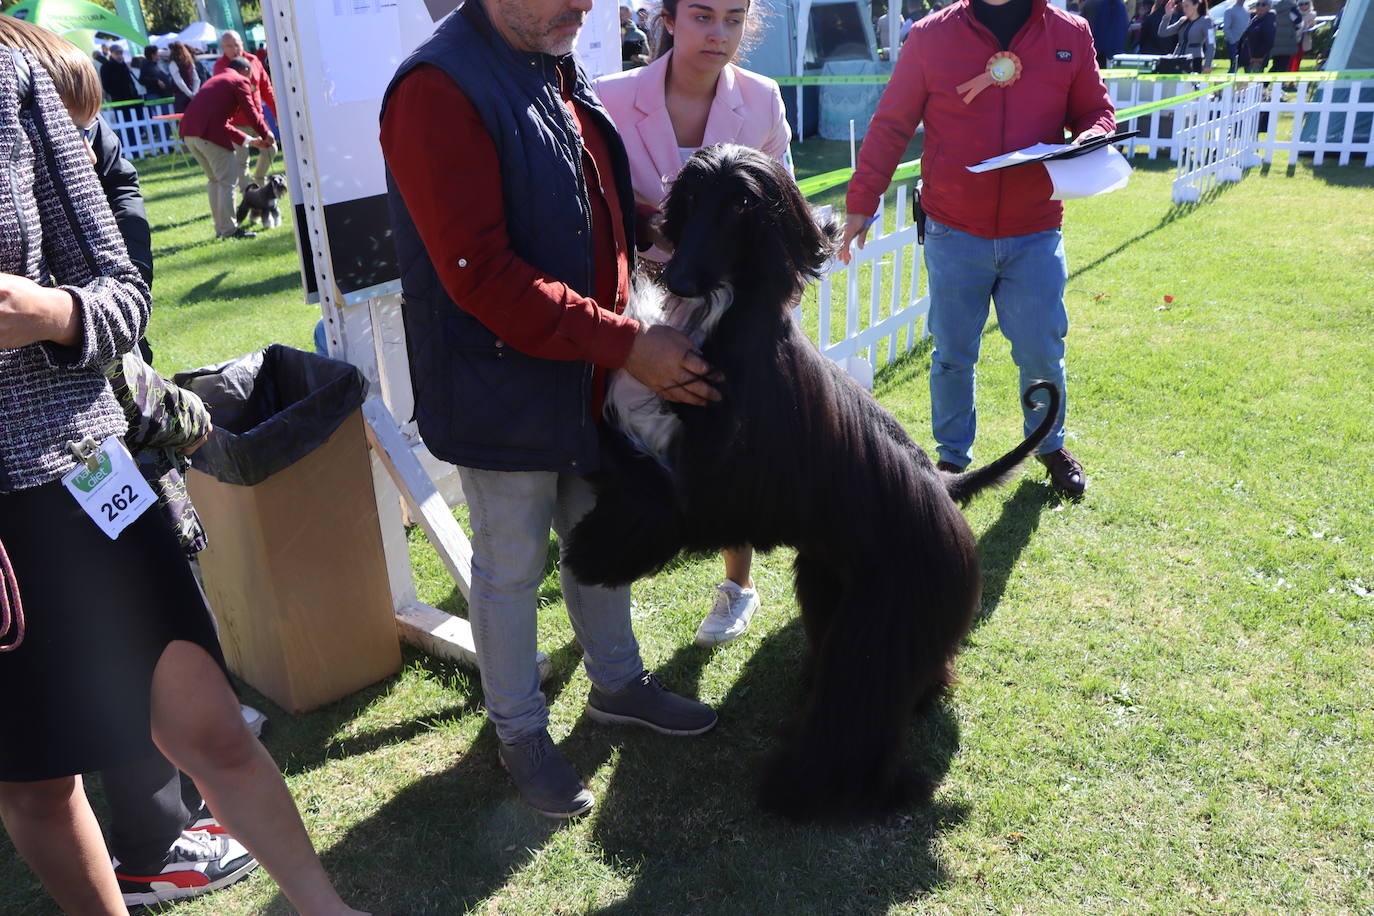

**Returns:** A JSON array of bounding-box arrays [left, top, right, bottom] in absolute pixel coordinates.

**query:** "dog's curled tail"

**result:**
[[942, 381, 1061, 506]]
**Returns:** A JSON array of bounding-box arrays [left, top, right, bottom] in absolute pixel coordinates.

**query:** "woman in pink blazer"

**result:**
[[594, 0, 792, 649]]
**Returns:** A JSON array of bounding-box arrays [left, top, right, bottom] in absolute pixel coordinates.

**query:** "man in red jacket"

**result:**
[[841, 0, 1115, 496], [181, 58, 275, 240], [214, 30, 277, 193]]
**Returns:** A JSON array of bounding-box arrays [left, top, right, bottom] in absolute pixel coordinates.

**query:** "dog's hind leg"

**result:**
[[759, 568, 945, 822], [793, 552, 843, 683]]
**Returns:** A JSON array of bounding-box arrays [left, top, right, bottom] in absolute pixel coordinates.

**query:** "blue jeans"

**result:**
[[457, 467, 644, 743], [923, 217, 1069, 467]]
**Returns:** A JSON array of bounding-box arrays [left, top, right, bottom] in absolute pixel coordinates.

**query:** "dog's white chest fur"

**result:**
[[605, 279, 733, 465]]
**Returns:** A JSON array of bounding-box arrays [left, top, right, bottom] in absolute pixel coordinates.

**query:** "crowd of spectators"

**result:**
[[89, 34, 270, 108]]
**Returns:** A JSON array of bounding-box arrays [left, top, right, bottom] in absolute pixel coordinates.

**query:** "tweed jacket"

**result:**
[[0, 48, 150, 492]]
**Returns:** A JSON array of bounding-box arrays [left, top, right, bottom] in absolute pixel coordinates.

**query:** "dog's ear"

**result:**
[[752, 155, 836, 282]]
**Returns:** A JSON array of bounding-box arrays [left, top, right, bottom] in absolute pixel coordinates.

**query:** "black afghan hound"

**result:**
[[565, 144, 1059, 821]]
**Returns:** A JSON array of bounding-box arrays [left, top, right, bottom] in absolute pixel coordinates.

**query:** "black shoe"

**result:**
[[586, 670, 718, 735], [219, 227, 257, 239], [497, 729, 595, 819], [1037, 448, 1086, 496]]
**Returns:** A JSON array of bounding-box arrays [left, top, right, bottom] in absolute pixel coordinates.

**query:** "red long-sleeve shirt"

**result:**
[[380, 65, 640, 409], [847, 0, 1115, 238], [213, 52, 276, 119], [179, 70, 270, 152]]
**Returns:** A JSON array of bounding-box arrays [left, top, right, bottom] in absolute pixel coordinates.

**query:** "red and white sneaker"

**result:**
[[113, 829, 258, 906]]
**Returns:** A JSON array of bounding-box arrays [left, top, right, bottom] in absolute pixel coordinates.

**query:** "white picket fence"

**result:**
[[101, 98, 182, 159], [803, 73, 1374, 387], [803, 184, 929, 389], [1172, 81, 1265, 203]]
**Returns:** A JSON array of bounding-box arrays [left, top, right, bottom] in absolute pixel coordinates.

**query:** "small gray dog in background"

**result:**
[[236, 174, 288, 229]]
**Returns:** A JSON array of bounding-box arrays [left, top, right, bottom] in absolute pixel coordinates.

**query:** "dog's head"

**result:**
[[264, 174, 287, 198], [661, 144, 837, 301]]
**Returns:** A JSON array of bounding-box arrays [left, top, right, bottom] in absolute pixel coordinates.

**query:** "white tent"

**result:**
[[177, 20, 217, 49], [148, 32, 177, 48]]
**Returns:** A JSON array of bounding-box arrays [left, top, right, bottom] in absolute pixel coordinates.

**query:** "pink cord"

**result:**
[[0, 539, 24, 652]]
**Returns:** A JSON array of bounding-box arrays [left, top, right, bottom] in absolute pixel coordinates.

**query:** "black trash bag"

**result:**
[[173, 344, 367, 487]]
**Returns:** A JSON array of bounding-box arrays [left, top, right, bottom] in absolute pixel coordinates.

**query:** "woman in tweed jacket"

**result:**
[[0, 46, 365, 915]]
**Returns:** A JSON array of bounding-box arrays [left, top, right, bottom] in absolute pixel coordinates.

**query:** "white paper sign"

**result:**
[[61, 438, 157, 540], [1044, 146, 1133, 200]]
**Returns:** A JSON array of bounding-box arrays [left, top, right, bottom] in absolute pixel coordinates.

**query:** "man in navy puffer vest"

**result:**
[[381, 0, 720, 819]]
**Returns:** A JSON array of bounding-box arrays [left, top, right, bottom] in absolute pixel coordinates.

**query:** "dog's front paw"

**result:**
[[564, 492, 686, 587]]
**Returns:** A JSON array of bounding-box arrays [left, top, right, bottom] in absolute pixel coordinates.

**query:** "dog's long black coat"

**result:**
[[565, 145, 1059, 821]]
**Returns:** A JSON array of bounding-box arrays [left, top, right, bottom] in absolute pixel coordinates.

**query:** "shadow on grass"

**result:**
[[971, 479, 1056, 629], [1067, 166, 1242, 283], [284, 587, 966, 913], [184, 265, 301, 302], [582, 619, 967, 915]]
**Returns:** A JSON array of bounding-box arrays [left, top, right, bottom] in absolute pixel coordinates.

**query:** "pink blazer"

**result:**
[[594, 51, 792, 260]]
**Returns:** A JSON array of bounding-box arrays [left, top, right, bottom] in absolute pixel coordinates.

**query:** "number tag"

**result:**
[[61, 438, 156, 540]]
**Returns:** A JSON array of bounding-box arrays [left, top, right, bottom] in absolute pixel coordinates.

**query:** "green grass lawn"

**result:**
[[2, 146, 1372, 915]]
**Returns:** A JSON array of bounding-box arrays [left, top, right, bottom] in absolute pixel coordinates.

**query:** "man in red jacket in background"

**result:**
[[181, 57, 275, 240], [841, 0, 1115, 496], [214, 30, 277, 194]]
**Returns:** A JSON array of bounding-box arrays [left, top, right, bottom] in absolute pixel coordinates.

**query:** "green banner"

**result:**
[[4, 0, 146, 43], [203, 0, 245, 40], [111, 0, 148, 42]]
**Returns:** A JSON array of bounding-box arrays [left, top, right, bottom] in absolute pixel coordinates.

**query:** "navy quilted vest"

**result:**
[[380, 0, 636, 472]]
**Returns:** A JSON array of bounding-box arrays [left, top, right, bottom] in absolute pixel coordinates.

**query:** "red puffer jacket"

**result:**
[[847, 0, 1115, 239]]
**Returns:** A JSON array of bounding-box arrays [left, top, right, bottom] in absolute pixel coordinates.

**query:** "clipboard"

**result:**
[[1048, 129, 1141, 160], [966, 129, 1141, 173]]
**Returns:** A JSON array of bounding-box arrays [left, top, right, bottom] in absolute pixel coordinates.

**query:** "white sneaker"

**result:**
[[694, 581, 760, 647], [240, 704, 267, 738]]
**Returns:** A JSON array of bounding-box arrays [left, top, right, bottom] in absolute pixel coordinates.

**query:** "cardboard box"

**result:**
[[188, 409, 401, 714]]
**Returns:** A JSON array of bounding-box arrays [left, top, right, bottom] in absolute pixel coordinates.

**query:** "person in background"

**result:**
[[380, 0, 720, 820], [1238, 0, 1275, 70], [1268, 0, 1300, 69], [0, 45, 366, 916], [1138, 0, 1171, 51], [1159, 0, 1215, 72], [1127, 1, 1144, 51], [595, 0, 790, 647], [168, 41, 207, 112], [214, 30, 277, 190], [620, 3, 651, 68], [138, 44, 173, 100], [1224, 0, 1252, 70], [1290, 0, 1315, 69], [181, 57, 276, 240], [254, 42, 271, 75], [841, 0, 1116, 498], [1091, 0, 1129, 66], [99, 44, 140, 103]]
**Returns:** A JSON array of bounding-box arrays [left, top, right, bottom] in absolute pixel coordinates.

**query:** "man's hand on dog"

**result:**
[[624, 325, 722, 406]]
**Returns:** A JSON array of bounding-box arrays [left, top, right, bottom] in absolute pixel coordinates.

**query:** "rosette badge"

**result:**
[[956, 51, 1023, 105]]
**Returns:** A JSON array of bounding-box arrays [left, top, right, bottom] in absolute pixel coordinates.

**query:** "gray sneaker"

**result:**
[[586, 670, 718, 736], [497, 729, 595, 819]]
